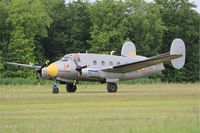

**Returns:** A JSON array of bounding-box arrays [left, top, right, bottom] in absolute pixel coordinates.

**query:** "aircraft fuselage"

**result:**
[[42, 53, 165, 83]]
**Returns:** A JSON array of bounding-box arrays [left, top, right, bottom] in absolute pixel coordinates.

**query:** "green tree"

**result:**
[[6, 0, 52, 78], [65, 0, 91, 54], [0, 1, 10, 77], [156, 0, 200, 82], [124, 0, 165, 56], [89, 0, 127, 54], [40, 0, 67, 61]]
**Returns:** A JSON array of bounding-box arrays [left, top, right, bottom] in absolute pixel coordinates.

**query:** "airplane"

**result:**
[[7, 38, 186, 94]]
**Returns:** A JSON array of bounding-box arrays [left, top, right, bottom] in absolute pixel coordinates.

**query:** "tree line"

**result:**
[[0, 0, 199, 82]]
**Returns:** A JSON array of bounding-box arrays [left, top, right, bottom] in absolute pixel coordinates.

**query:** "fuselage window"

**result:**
[[109, 61, 113, 66], [61, 55, 70, 61], [101, 61, 105, 66], [117, 62, 120, 65], [93, 60, 97, 65]]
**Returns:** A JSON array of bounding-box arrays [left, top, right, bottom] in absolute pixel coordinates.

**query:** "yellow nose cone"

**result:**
[[46, 63, 59, 77]]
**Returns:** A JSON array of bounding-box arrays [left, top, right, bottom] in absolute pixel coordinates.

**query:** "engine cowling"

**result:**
[[81, 68, 101, 78]]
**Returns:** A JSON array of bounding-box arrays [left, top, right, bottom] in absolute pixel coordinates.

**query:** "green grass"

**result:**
[[0, 84, 199, 133], [0, 77, 161, 85]]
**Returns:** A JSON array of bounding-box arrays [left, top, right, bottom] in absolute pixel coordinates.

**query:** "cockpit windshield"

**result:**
[[61, 55, 71, 61]]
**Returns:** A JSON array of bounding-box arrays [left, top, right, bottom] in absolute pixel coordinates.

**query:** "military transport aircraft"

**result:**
[[7, 38, 186, 94]]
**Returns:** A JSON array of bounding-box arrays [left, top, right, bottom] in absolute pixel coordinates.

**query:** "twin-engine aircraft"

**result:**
[[7, 38, 186, 94]]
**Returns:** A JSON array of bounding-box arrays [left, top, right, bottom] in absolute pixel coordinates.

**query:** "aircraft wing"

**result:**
[[6, 62, 41, 70], [102, 53, 182, 73]]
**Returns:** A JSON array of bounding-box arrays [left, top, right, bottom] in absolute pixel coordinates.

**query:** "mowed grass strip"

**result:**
[[0, 84, 199, 133]]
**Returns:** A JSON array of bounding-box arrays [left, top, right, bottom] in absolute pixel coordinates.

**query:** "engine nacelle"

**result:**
[[81, 68, 101, 78]]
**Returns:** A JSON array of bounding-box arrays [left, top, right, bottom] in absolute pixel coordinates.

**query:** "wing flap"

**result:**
[[102, 53, 181, 73]]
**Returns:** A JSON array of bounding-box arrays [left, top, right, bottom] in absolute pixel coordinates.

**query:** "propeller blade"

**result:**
[[36, 60, 50, 87], [76, 65, 88, 72]]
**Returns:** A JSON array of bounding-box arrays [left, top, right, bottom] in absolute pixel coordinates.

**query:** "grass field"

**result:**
[[0, 84, 199, 133]]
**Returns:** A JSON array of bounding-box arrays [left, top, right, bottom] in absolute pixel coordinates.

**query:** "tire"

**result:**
[[52, 86, 59, 94], [107, 83, 117, 93], [66, 83, 77, 93]]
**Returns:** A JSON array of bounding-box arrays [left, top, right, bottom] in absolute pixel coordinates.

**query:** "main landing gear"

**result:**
[[66, 83, 77, 93], [52, 81, 117, 94], [107, 83, 117, 93]]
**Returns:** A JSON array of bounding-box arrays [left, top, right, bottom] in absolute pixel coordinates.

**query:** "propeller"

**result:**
[[35, 60, 49, 86], [7, 61, 50, 87], [72, 57, 88, 76]]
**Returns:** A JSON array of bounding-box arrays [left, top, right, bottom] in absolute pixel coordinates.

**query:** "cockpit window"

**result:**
[[76, 57, 81, 62], [61, 55, 71, 61]]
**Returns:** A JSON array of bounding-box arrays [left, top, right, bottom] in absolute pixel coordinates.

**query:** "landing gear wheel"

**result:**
[[107, 83, 117, 93], [52, 79, 59, 94], [66, 83, 77, 93], [52, 86, 59, 94]]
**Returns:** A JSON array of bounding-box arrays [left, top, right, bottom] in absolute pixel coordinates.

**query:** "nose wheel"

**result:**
[[52, 80, 59, 94], [52, 86, 59, 94], [107, 83, 117, 93], [66, 83, 77, 93]]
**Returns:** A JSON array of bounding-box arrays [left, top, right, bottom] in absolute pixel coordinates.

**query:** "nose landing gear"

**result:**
[[52, 81, 59, 94], [52, 79, 77, 94]]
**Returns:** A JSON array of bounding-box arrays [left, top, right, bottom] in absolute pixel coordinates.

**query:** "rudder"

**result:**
[[121, 41, 136, 57]]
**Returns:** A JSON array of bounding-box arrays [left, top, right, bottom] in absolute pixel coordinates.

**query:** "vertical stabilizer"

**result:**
[[121, 41, 136, 57]]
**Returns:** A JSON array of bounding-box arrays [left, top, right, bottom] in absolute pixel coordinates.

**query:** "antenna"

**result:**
[[111, 51, 116, 55]]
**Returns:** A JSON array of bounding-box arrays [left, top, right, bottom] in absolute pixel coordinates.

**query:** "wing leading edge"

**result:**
[[6, 62, 40, 70], [102, 53, 182, 73]]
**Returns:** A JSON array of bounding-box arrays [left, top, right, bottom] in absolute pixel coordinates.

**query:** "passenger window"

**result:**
[[93, 60, 97, 65], [117, 62, 120, 65], [101, 61, 105, 66], [109, 61, 113, 66]]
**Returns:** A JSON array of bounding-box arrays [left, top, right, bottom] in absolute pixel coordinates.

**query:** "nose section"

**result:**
[[46, 63, 59, 77]]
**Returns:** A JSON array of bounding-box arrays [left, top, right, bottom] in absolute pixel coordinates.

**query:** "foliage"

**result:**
[[0, 77, 52, 85], [90, 0, 127, 54], [5, 0, 52, 77], [0, 77, 161, 85], [0, 1, 10, 77], [123, 0, 165, 56], [40, 0, 68, 61], [65, 0, 91, 53], [155, 0, 200, 82], [0, 0, 199, 82]]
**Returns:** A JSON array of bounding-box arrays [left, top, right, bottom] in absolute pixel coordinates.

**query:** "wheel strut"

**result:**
[[52, 79, 59, 94]]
